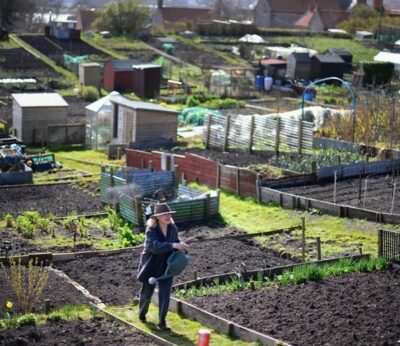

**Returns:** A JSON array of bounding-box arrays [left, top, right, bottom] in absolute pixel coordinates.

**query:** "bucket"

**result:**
[[198, 329, 211, 346], [264, 76, 273, 91], [255, 75, 264, 90], [304, 92, 314, 101]]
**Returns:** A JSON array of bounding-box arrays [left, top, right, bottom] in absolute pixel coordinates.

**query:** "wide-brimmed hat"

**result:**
[[152, 203, 176, 217]]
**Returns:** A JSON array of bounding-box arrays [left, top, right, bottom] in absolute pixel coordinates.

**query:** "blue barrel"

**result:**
[[304, 92, 314, 101], [255, 75, 264, 90]]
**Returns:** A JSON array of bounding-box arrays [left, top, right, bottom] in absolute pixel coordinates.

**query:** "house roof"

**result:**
[[295, 10, 317, 28], [12, 93, 68, 107], [290, 52, 311, 62], [111, 95, 179, 114], [109, 59, 142, 71], [313, 54, 344, 63], [266, 0, 344, 13], [158, 7, 212, 22]]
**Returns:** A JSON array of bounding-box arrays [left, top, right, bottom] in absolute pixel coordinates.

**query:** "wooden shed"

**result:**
[[12, 93, 69, 145], [109, 95, 179, 153], [286, 53, 311, 81], [310, 54, 345, 81], [132, 63, 162, 99], [103, 58, 140, 92], [79, 62, 101, 89], [325, 48, 353, 73]]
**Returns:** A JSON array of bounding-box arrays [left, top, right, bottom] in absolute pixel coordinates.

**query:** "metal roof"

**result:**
[[11, 93, 68, 108], [131, 64, 162, 69], [110, 95, 179, 114], [85, 91, 119, 113], [110, 59, 142, 71], [313, 54, 344, 63]]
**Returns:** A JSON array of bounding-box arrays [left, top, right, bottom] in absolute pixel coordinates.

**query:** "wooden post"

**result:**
[[311, 161, 317, 175], [149, 160, 153, 172], [124, 167, 129, 183], [174, 164, 180, 188], [110, 168, 114, 187], [205, 193, 211, 219], [166, 155, 172, 171], [44, 299, 51, 314], [358, 170, 362, 201], [248, 115, 255, 154], [205, 114, 211, 150], [256, 174, 261, 203], [223, 115, 231, 152], [301, 216, 306, 262], [216, 189, 220, 212], [101, 165, 105, 173], [378, 229, 383, 257], [216, 164, 221, 188], [193, 271, 198, 281], [275, 117, 281, 156], [316, 237, 321, 261], [135, 198, 143, 227], [359, 246, 363, 255], [297, 119, 303, 156], [236, 167, 240, 195]]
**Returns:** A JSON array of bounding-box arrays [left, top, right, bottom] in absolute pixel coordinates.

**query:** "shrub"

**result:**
[[2, 258, 49, 313], [17, 313, 37, 326], [47, 312, 65, 322], [117, 224, 145, 247], [78, 86, 99, 101], [4, 214, 14, 228], [362, 61, 394, 86]]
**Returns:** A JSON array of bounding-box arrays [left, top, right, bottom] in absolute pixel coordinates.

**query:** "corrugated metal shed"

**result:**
[[11, 93, 68, 108]]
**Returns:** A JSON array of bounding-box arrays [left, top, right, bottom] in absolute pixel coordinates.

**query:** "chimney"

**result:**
[[373, 0, 383, 8], [157, 0, 163, 9]]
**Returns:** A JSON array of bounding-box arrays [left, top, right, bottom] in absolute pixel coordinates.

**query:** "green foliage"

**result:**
[[106, 206, 123, 231], [46, 312, 65, 322], [362, 61, 394, 86], [4, 214, 14, 228], [99, 218, 110, 236], [338, 4, 379, 35], [117, 224, 144, 247], [17, 313, 37, 326], [78, 86, 99, 101], [186, 94, 245, 109], [94, 0, 150, 36]]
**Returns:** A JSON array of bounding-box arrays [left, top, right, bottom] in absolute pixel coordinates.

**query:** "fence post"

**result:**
[[248, 115, 255, 154], [316, 237, 321, 261], [174, 164, 180, 188], [124, 167, 129, 183], [275, 117, 281, 156], [311, 161, 317, 175], [205, 114, 211, 150], [135, 198, 143, 227], [223, 115, 231, 152], [256, 174, 261, 203], [236, 167, 240, 195], [216, 164, 221, 188], [205, 193, 211, 219], [378, 229, 383, 257], [301, 216, 306, 262], [110, 168, 114, 187], [297, 119, 303, 157]]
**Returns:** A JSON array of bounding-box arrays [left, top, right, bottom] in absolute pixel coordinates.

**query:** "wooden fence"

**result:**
[[126, 149, 258, 197], [99, 168, 219, 226], [204, 114, 313, 155], [378, 229, 400, 260]]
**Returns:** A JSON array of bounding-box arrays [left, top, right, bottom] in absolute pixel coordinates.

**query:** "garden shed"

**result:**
[[325, 48, 353, 73], [103, 58, 140, 92], [85, 91, 119, 150], [79, 62, 101, 88], [131, 63, 162, 98], [310, 54, 345, 81], [11, 93, 69, 145], [259, 59, 287, 83], [286, 53, 311, 81], [109, 95, 179, 153]]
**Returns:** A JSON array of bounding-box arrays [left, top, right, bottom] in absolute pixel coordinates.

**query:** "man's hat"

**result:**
[[152, 203, 176, 217]]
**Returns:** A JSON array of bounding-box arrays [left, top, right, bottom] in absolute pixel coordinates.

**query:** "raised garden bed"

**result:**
[[184, 268, 400, 346], [0, 317, 159, 346], [54, 225, 295, 306], [0, 182, 103, 218]]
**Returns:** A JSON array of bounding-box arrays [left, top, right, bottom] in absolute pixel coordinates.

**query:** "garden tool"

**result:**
[[148, 250, 189, 285]]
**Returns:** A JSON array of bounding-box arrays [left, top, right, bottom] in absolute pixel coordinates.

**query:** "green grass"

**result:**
[[107, 304, 260, 346], [269, 36, 378, 63], [0, 39, 19, 49]]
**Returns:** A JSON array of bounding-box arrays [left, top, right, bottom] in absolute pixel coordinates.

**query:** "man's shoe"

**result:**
[[157, 324, 171, 331], [139, 314, 146, 323]]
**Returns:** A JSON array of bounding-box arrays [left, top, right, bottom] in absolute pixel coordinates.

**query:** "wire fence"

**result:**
[[204, 113, 313, 155]]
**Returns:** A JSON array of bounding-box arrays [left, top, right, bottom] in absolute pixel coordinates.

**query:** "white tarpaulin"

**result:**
[[238, 34, 265, 43]]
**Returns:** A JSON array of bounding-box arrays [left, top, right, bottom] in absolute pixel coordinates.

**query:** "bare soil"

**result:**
[[54, 225, 294, 306], [186, 268, 400, 346], [0, 317, 158, 346], [0, 183, 104, 218], [280, 174, 400, 214]]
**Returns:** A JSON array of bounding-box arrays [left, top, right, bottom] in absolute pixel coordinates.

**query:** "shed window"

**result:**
[[113, 104, 118, 138]]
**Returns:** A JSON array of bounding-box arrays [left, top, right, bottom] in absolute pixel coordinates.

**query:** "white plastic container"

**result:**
[[264, 76, 273, 91]]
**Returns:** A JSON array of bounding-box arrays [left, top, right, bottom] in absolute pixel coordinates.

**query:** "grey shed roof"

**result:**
[[12, 93, 68, 107], [110, 59, 142, 71], [110, 95, 179, 114], [325, 48, 352, 57], [290, 53, 311, 62], [313, 54, 344, 63]]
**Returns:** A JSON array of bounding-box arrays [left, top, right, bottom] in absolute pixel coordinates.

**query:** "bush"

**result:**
[[78, 86, 99, 101], [4, 214, 14, 228], [362, 61, 394, 86], [47, 312, 65, 322], [17, 313, 37, 326]]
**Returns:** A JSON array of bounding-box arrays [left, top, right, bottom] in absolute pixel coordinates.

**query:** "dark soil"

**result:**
[[280, 174, 400, 214], [0, 229, 39, 256], [186, 269, 400, 346], [173, 148, 274, 167], [0, 317, 159, 346], [0, 268, 90, 316], [0, 183, 104, 218], [55, 225, 294, 306]]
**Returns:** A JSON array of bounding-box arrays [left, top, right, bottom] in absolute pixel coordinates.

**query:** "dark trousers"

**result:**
[[139, 277, 173, 326]]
